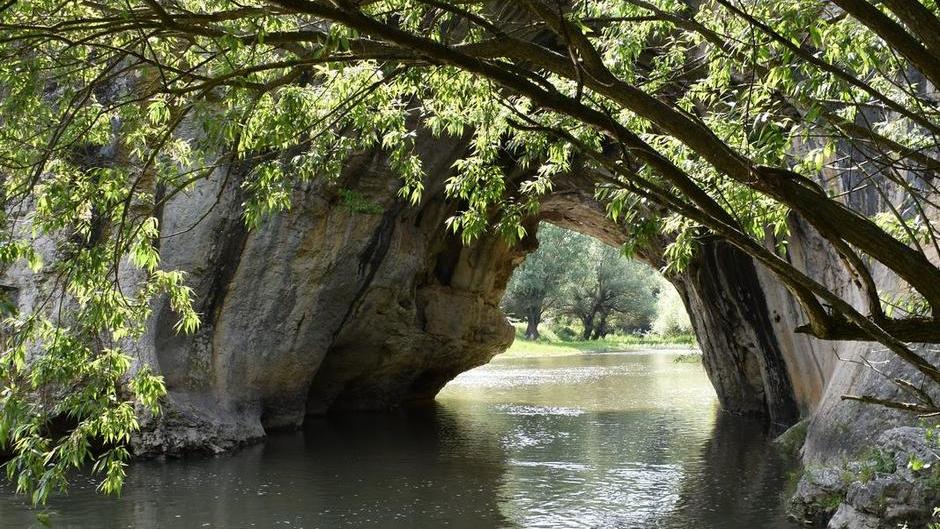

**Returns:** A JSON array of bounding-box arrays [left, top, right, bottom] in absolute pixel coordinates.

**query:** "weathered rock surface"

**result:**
[[125, 137, 529, 455], [675, 238, 801, 428], [791, 467, 848, 526], [790, 427, 940, 528]]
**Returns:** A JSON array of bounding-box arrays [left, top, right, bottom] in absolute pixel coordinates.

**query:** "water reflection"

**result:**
[[437, 352, 797, 529], [0, 351, 799, 529], [663, 414, 799, 529], [0, 406, 510, 529]]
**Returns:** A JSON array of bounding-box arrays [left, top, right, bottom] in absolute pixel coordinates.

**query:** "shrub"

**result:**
[[554, 326, 578, 341]]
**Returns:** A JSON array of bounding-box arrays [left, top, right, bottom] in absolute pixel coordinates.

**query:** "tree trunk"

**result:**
[[591, 312, 608, 340], [580, 313, 594, 340], [525, 308, 541, 340]]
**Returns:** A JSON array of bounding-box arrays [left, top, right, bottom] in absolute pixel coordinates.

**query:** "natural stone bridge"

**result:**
[[4, 126, 934, 526], [70, 132, 920, 471]]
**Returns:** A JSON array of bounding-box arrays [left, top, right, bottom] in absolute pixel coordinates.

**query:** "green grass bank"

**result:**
[[501, 323, 698, 358]]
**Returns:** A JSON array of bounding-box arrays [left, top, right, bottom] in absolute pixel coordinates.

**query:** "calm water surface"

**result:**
[[0, 351, 800, 528]]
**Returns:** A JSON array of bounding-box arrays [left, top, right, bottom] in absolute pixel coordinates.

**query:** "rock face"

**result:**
[[790, 427, 940, 529], [124, 136, 528, 454], [674, 238, 800, 428]]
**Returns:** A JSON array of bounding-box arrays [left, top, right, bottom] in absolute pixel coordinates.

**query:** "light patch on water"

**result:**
[[500, 426, 561, 449], [446, 366, 614, 389], [495, 404, 586, 416], [508, 460, 592, 472], [502, 432, 545, 448], [501, 461, 685, 529]]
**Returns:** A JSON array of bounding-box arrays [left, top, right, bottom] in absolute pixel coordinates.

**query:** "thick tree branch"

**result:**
[[831, 0, 940, 88]]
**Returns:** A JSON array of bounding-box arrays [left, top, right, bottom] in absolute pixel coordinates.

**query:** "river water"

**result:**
[[0, 351, 800, 528]]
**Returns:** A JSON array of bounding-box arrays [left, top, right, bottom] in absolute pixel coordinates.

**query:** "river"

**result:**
[[0, 350, 800, 528]]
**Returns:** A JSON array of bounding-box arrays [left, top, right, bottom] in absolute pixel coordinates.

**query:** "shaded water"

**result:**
[[1, 351, 800, 528]]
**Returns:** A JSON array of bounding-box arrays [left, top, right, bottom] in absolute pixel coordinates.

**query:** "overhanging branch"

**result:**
[[797, 317, 940, 342]]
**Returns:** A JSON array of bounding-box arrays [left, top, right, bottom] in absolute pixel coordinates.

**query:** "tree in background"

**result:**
[[504, 224, 659, 340], [564, 245, 658, 340], [502, 224, 586, 339], [652, 279, 694, 338]]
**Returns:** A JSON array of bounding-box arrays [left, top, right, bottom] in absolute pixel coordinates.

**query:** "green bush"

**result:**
[[865, 448, 898, 474], [554, 326, 578, 341]]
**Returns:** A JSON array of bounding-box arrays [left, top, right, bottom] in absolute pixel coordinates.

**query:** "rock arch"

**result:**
[[0, 124, 888, 464], [534, 183, 800, 428], [127, 142, 817, 454]]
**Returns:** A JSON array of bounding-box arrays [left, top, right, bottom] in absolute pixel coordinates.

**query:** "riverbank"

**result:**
[[501, 325, 698, 358]]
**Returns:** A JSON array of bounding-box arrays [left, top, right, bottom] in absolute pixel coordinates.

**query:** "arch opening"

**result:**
[[431, 227, 799, 526], [499, 221, 693, 350], [524, 189, 801, 428], [296, 181, 800, 431]]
